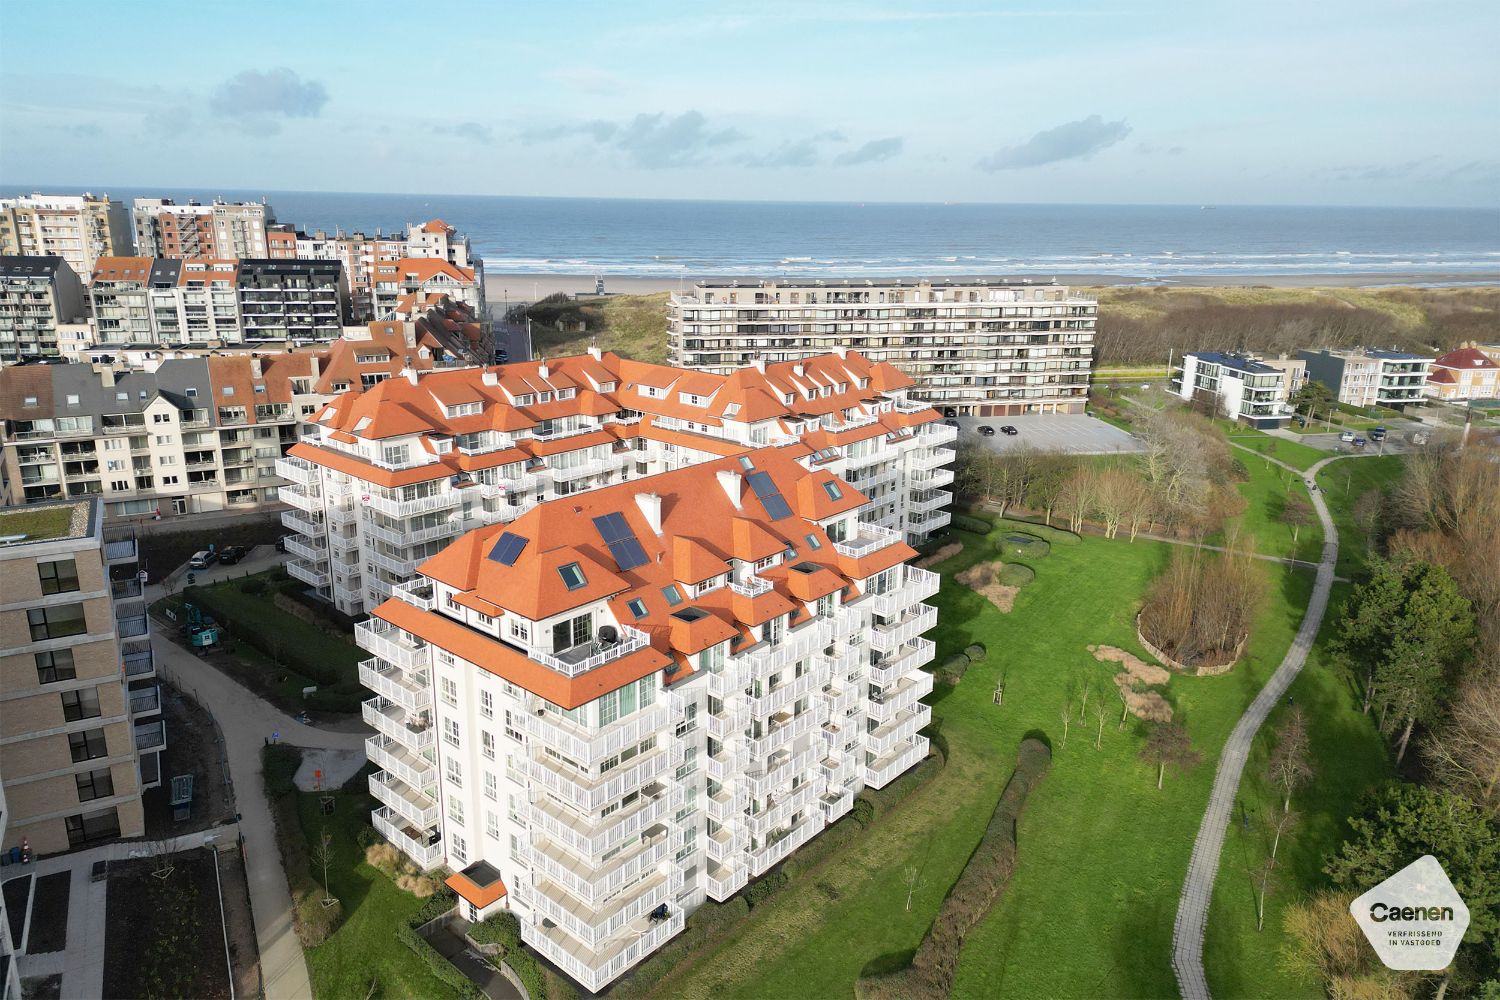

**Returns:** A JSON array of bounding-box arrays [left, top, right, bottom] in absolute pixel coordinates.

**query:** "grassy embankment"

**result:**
[[525, 292, 671, 363]]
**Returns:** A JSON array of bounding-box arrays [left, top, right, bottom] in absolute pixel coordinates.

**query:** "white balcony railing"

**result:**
[[369, 770, 439, 828], [364, 490, 460, 519], [531, 625, 650, 678], [366, 734, 436, 789], [373, 806, 442, 870], [356, 618, 429, 671], [275, 455, 318, 485], [869, 603, 938, 652], [362, 696, 433, 751], [832, 522, 904, 560], [358, 658, 430, 712], [286, 559, 329, 589]]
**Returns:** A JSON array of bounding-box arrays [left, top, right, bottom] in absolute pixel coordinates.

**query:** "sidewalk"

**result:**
[[152, 632, 368, 1000]]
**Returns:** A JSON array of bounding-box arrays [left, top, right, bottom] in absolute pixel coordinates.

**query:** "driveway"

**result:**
[[953, 413, 1144, 455]]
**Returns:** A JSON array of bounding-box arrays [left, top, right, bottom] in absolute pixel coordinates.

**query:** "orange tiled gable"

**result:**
[[376, 258, 476, 285]]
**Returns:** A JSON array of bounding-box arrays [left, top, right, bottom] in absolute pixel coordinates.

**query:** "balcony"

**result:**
[[866, 704, 932, 757], [909, 490, 953, 515], [512, 702, 669, 768], [911, 447, 957, 471], [866, 738, 929, 789], [530, 869, 676, 951], [533, 624, 650, 679], [363, 518, 459, 548], [102, 531, 138, 564], [134, 719, 166, 752], [391, 578, 436, 611], [364, 490, 459, 519], [369, 770, 439, 828], [121, 642, 155, 679], [870, 603, 938, 652], [368, 548, 419, 577], [278, 483, 322, 512], [911, 467, 955, 489], [706, 861, 749, 902], [870, 638, 936, 686], [529, 833, 670, 909], [283, 535, 327, 564], [865, 566, 941, 618], [832, 522, 904, 560], [749, 814, 819, 874], [129, 682, 162, 717], [923, 423, 960, 446], [548, 457, 612, 483], [744, 744, 821, 799], [366, 735, 436, 789], [728, 572, 772, 599], [117, 614, 149, 639], [287, 559, 330, 589], [356, 618, 428, 670], [525, 746, 676, 815], [373, 806, 442, 870], [743, 709, 818, 761], [362, 696, 434, 751], [358, 658, 430, 712], [275, 455, 318, 485], [868, 671, 934, 723], [525, 905, 684, 995], [281, 509, 324, 538], [528, 784, 677, 860]]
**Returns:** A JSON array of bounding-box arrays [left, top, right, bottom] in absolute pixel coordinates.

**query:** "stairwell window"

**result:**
[[445, 758, 463, 787], [479, 690, 493, 719]]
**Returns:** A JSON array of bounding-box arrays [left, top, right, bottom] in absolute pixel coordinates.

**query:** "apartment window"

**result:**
[[551, 613, 592, 652], [445, 758, 463, 788], [481, 730, 496, 761], [28, 603, 87, 641], [451, 834, 467, 865], [440, 676, 458, 707], [68, 728, 109, 762], [448, 798, 465, 825], [485, 811, 500, 840], [38, 558, 81, 595], [479, 690, 494, 719], [382, 444, 409, 466], [508, 619, 530, 644], [76, 767, 115, 802], [36, 649, 77, 683], [62, 687, 102, 721], [484, 771, 498, 801], [443, 718, 461, 747], [65, 806, 120, 848]]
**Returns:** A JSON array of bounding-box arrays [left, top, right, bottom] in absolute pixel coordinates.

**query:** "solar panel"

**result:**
[[488, 532, 529, 566], [592, 513, 648, 571], [745, 471, 792, 521]]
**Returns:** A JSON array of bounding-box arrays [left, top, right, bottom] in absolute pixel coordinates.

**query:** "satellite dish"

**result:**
[[597, 625, 619, 646]]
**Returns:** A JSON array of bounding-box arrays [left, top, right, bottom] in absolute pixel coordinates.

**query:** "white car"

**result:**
[[1339, 430, 1356, 443]]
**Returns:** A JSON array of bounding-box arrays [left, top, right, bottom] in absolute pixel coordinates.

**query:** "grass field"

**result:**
[[1225, 429, 1329, 472], [655, 523, 1319, 999], [529, 292, 670, 363], [1314, 455, 1405, 577], [1218, 453, 1324, 563], [298, 781, 464, 1000]]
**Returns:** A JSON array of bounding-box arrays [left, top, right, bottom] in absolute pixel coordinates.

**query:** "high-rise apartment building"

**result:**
[[0, 194, 132, 277], [277, 349, 955, 616], [1298, 348, 1433, 410], [145, 259, 245, 346], [371, 259, 483, 321], [0, 256, 88, 365], [347, 426, 941, 990], [669, 279, 1096, 415], [1, 498, 159, 855], [131, 198, 274, 259], [237, 259, 348, 343], [88, 257, 157, 345]]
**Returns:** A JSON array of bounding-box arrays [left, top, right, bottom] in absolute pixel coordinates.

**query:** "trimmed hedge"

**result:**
[[472, 913, 544, 1000], [963, 643, 987, 662], [998, 563, 1035, 587], [951, 514, 994, 536], [999, 532, 1050, 560], [996, 517, 1081, 545], [397, 886, 478, 1000], [936, 653, 970, 685], [745, 870, 789, 908], [858, 738, 1052, 1000]]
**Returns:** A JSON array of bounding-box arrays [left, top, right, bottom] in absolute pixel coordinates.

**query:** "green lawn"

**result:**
[[1218, 455, 1324, 563], [1314, 456, 1405, 578], [656, 524, 1319, 999], [1203, 583, 1391, 998], [1226, 431, 1329, 473], [297, 781, 464, 1000]]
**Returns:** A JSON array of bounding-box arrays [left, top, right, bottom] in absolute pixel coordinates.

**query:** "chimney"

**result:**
[[793, 363, 804, 378], [98, 366, 115, 387], [403, 322, 417, 349], [481, 367, 499, 387], [752, 358, 766, 374], [635, 492, 663, 535], [404, 366, 419, 386], [250, 357, 262, 379], [588, 346, 602, 361], [716, 470, 743, 510], [538, 362, 550, 380]]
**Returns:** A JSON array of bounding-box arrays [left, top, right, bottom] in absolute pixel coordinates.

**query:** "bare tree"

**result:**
[[1060, 703, 1072, 749], [312, 829, 337, 906], [1267, 706, 1315, 813], [1139, 722, 1200, 789], [1059, 466, 1099, 534], [1095, 699, 1108, 749], [1421, 672, 1500, 811], [1269, 807, 1299, 865], [903, 865, 922, 911], [1255, 855, 1278, 932], [1279, 493, 1315, 552]]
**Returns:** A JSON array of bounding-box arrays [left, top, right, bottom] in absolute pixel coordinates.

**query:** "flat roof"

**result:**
[[690, 276, 1069, 289], [1191, 351, 1280, 375], [0, 500, 92, 546]]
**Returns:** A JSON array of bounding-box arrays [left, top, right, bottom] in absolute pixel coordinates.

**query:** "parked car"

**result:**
[[217, 544, 247, 565], [943, 408, 958, 418], [274, 535, 288, 553], [1339, 430, 1356, 443], [1000, 425, 1019, 436], [978, 425, 997, 436], [1353, 436, 1367, 448], [943, 418, 959, 428], [1370, 426, 1387, 442], [188, 550, 216, 569], [495, 350, 510, 363]]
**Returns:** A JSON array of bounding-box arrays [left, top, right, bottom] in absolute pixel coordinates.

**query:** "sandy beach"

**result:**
[[485, 270, 1500, 302]]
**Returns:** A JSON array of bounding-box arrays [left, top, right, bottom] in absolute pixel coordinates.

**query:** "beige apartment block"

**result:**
[[0, 256, 88, 365], [131, 197, 274, 259], [669, 278, 1096, 415], [0, 498, 158, 856], [0, 194, 132, 278]]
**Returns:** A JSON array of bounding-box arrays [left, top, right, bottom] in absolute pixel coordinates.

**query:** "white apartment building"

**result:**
[[277, 350, 956, 616], [1170, 351, 1291, 427], [371, 259, 483, 322], [0, 194, 132, 277], [669, 279, 1096, 416], [1298, 348, 1433, 410], [353, 442, 939, 991], [131, 198, 273, 259]]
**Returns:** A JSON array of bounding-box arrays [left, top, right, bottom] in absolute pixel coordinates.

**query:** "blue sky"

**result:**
[[2, 0, 1497, 206]]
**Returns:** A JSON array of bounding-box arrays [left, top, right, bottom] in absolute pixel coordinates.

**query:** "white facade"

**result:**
[[1171, 352, 1289, 425]]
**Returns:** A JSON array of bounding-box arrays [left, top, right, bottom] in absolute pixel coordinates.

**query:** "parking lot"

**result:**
[[953, 414, 1144, 456]]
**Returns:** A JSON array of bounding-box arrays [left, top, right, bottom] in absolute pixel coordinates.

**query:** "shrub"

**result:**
[[996, 517, 1081, 545], [999, 532, 1050, 560], [936, 653, 970, 685], [964, 643, 987, 662], [365, 842, 402, 877], [293, 888, 342, 947], [998, 563, 1035, 587], [407, 885, 457, 927], [396, 873, 439, 897], [355, 825, 381, 850], [858, 738, 1051, 1000], [952, 514, 993, 535], [1139, 549, 1262, 668], [746, 870, 788, 908], [469, 912, 523, 949]]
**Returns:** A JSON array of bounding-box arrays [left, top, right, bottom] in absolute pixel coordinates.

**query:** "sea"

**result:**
[[10, 188, 1500, 281]]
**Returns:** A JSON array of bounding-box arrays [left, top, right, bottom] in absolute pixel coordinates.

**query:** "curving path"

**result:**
[[1170, 451, 1345, 999]]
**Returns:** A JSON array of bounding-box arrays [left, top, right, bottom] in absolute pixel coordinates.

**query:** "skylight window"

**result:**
[[737, 456, 754, 471], [662, 584, 683, 607], [805, 534, 822, 550], [488, 532, 529, 566], [558, 562, 587, 590], [822, 481, 843, 501], [627, 598, 648, 619]]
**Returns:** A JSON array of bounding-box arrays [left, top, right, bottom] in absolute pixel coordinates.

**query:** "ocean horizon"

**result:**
[[7, 187, 1499, 281]]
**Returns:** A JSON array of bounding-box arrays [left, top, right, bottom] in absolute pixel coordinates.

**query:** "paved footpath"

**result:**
[[1170, 450, 1346, 999], [151, 629, 368, 1000]]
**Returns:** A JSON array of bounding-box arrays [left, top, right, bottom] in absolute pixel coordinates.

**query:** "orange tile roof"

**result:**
[[446, 870, 507, 908], [90, 256, 154, 284]]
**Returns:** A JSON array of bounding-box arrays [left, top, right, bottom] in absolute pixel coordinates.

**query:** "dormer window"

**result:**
[[515, 393, 535, 406], [723, 402, 740, 417], [558, 388, 576, 399]]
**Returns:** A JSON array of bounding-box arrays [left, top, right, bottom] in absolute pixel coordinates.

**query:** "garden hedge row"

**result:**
[[857, 738, 1052, 1000], [398, 886, 480, 999], [951, 514, 994, 536], [470, 913, 545, 1000]]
